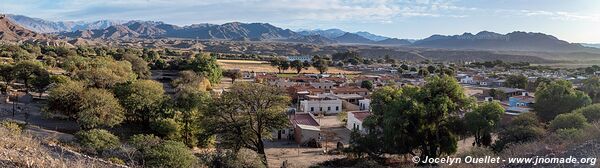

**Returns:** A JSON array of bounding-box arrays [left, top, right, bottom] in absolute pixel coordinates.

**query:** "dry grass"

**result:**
[[217, 59, 359, 74], [0, 125, 119, 168]]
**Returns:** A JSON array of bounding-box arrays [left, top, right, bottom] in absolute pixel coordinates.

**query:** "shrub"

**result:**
[[108, 157, 125, 165], [129, 134, 162, 152], [555, 128, 584, 140], [144, 140, 196, 168], [574, 104, 600, 122], [0, 120, 23, 134], [549, 112, 589, 131], [76, 129, 120, 153], [150, 118, 181, 140]]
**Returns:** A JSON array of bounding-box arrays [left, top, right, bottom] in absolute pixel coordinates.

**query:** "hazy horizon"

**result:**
[[2, 0, 599, 43]]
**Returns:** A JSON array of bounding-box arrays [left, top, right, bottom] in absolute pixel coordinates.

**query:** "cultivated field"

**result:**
[[217, 59, 360, 74]]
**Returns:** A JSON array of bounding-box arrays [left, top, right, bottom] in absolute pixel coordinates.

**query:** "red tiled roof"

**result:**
[[350, 111, 371, 122], [292, 113, 320, 126]]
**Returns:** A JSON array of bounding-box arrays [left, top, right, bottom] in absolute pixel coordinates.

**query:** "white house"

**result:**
[[358, 99, 371, 111], [300, 99, 343, 115], [309, 81, 335, 90], [346, 111, 371, 133], [460, 75, 474, 84]]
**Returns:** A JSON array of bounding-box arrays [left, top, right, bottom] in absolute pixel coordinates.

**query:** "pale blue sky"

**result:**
[[1, 0, 599, 43]]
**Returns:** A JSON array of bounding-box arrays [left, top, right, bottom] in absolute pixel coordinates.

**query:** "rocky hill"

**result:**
[[334, 32, 374, 44], [7, 14, 121, 33], [0, 14, 47, 41], [413, 31, 598, 52]]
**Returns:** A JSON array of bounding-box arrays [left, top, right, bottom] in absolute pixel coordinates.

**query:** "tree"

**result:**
[[12, 61, 46, 93], [76, 129, 120, 154], [223, 69, 242, 83], [123, 54, 151, 79], [418, 68, 429, 77], [505, 75, 528, 89], [311, 56, 329, 74], [549, 112, 589, 131], [78, 88, 125, 129], [171, 70, 212, 92], [207, 82, 290, 165], [73, 57, 137, 88], [534, 80, 591, 121], [173, 86, 212, 147], [0, 64, 15, 92], [45, 80, 86, 117], [360, 80, 374, 91], [464, 102, 504, 147], [113, 80, 165, 124], [360, 75, 473, 165], [290, 60, 304, 74], [280, 60, 290, 72], [530, 77, 552, 91], [400, 64, 409, 70], [581, 77, 600, 103], [185, 53, 222, 84], [270, 57, 285, 73], [144, 140, 197, 168], [30, 71, 51, 98], [493, 113, 544, 152], [574, 104, 600, 122]]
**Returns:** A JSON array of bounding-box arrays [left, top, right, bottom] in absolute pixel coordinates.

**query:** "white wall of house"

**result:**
[[346, 112, 366, 133], [300, 99, 343, 114], [359, 99, 371, 111]]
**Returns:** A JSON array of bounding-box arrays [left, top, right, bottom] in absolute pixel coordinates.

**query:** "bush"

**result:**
[[144, 140, 196, 168], [129, 134, 162, 152], [0, 120, 23, 134], [76, 129, 120, 153], [555, 128, 584, 140], [150, 118, 181, 140], [574, 104, 600, 122], [108, 157, 125, 165], [549, 112, 589, 131]]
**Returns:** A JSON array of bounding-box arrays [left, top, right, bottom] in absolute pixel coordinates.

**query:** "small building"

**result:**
[[299, 99, 343, 115], [346, 111, 371, 133], [291, 113, 321, 144], [359, 99, 371, 111]]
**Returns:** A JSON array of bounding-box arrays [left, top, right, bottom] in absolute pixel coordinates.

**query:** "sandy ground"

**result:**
[[265, 115, 350, 168], [218, 59, 359, 74]]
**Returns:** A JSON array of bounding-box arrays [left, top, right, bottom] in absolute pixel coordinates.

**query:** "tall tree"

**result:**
[[581, 77, 600, 103], [505, 75, 528, 89], [174, 86, 212, 147], [311, 56, 329, 74], [186, 53, 222, 84], [113, 80, 166, 125], [464, 102, 504, 147], [77, 88, 125, 129], [206, 83, 290, 165], [534, 80, 591, 121], [223, 69, 243, 83], [290, 60, 304, 74], [361, 75, 473, 165], [12, 61, 46, 93]]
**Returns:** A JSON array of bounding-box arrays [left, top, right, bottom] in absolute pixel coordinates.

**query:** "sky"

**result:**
[[1, 0, 599, 43]]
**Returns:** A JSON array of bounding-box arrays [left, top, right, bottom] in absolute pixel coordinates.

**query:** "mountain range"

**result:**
[[1, 14, 598, 53]]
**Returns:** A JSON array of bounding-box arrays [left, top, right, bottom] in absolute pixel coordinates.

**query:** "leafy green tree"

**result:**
[[113, 80, 165, 124], [187, 53, 222, 84], [12, 61, 46, 93], [144, 140, 197, 168], [534, 80, 591, 121], [493, 113, 544, 152], [360, 80, 374, 91], [78, 88, 125, 129], [73, 57, 137, 88], [223, 69, 242, 83], [171, 70, 212, 92], [581, 77, 600, 103], [30, 71, 51, 98], [574, 104, 600, 122], [123, 54, 151, 79], [0, 64, 15, 92], [207, 82, 290, 165], [150, 118, 181, 140], [45, 80, 86, 117], [505, 75, 528, 89], [362, 75, 473, 165], [290, 60, 305, 74], [465, 102, 504, 147], [174, 86, 212, 147], [76, 129, 120, 153], [129, 134, 162, 153], [530, 77, 552, 91], [549, 112, 589, 131], [311, 56, 330, 74]]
